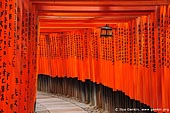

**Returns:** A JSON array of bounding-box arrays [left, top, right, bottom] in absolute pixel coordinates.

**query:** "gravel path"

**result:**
[[35, 91, 101, 113]]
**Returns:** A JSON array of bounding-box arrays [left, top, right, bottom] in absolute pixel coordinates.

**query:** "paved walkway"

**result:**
[[35, 92, 88, 113]]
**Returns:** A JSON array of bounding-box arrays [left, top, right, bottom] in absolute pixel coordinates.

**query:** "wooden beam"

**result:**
[[38, 11, 152, 17], [31, 0, 170, 6], [40, 23, 117, 28], [39, 16, 137, 21], [37, 6, 156, 12], [39, 19, 133, 24], [40, 28, 91, 33]]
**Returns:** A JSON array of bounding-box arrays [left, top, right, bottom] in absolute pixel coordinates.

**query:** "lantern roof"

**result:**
[[101, 24, 112, 30]]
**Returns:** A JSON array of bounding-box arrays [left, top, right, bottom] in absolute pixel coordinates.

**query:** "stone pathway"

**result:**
[[35, 92, 91, 113]]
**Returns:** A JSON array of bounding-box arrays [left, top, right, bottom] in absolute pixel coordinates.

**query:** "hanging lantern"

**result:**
[[100, 24, 113, 37]]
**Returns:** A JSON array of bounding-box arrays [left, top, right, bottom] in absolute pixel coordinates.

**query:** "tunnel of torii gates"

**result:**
[[0, 0, 170, 113]]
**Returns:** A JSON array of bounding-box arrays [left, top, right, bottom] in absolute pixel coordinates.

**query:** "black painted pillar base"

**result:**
[[37, 74, 156, 113]]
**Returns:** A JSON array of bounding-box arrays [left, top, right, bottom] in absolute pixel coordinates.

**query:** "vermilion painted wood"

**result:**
[[37, 5, 170, 112], [38, 11, 153, 17], [39, 23, 117, 29], [1, 0, 170, 112], [39, 19, 135, 23], [37, 6, 156, 11], [31, 0, 170, 6]]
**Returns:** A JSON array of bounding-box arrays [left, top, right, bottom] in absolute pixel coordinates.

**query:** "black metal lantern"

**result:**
[[100, 24, 113, 37]]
